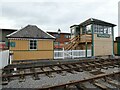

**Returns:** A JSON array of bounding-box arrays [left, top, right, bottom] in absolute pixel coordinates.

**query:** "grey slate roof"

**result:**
[[70, 18, 116, 28], [79, 18, 116, 27], [7, 25, 55, 39]]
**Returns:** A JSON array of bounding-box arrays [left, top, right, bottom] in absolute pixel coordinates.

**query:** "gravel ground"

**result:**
[[82, 82, 100, 89], [2, 71, 93, 88], [101, 67, 120, 74], [96, 79, 117, 88], [2, 67, 120, 89]]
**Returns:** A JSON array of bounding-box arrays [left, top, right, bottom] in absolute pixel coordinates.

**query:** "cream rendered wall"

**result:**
[[94, 34, 113, 56]]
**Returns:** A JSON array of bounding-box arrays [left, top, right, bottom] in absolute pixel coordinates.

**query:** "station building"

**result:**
[[7, 25, 55, 61], [64, 18, 116, 57]]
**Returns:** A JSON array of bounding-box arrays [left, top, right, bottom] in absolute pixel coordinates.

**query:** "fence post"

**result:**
[[72, 50, 74, 59], [85, 42, 87, 58], [9, 51, 13, 64]]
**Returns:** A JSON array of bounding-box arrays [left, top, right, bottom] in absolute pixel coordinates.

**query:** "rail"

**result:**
[[2, 58, 120, 86]]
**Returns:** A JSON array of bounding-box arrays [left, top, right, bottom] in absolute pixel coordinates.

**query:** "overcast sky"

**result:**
[[1, 0, 119, 38]]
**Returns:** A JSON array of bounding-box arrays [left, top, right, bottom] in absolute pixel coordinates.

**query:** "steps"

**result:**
[[64, 35, 80, 50], [64, 34, 92, 50]]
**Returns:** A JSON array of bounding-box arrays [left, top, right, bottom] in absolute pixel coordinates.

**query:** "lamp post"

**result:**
[[57, 29, 61, 58]]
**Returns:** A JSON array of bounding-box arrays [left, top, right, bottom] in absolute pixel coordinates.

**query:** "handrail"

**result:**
[[70, 35, 80, 42], [64, 35, 80, 50], [64, 34, 92, 50]]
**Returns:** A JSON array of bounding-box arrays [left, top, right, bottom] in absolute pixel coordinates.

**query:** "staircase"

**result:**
[[64, 34, 92, 50], [64, 35, 80, 50]]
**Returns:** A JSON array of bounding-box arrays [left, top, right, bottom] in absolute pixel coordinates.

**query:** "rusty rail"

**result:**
[[1, 58, 120, 88], [38, 71, 120, 90]]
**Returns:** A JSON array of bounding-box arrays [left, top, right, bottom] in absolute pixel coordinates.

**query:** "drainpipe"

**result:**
[[8, 39, 10, 64], [91, 24, 94, 57], [85, 29, 87, 58], [112, 27, 114, 57]]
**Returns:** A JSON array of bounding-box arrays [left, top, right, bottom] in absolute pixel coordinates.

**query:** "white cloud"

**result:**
[[0, 0, 119, 38], [0, 17, 17, 29]]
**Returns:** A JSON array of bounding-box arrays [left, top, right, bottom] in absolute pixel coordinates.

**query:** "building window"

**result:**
[[29, 40, 37, 50], [71, 27, 75, 35], [82, 26, 86, 34], [54, 34, 58, 38], [99, 25, 104, 34], [93, 25, 105, 34], [86, 24, 91, 34], [93, 25, 112, 35], [104, 26, 108, 34], [108, 27, 112, 34], [54, 42, 60, 45], [64, 42, 69, 45], [93, 24, 98, 33], [10, 42, 16, 47], [64, 35, 70, 39]]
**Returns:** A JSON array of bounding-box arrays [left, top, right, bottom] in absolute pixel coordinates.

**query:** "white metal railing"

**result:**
[[54, 49, 91, 59]]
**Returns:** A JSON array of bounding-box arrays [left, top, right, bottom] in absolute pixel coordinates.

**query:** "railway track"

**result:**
[[40, 72, 120, 90], [1, 58, 120, 89]]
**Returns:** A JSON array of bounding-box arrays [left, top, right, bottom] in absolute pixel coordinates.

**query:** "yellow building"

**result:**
[[7, 25, 55, 61]]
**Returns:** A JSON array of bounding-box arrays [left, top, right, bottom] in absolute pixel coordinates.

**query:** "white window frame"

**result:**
[[29, 40, 37, 50], [108, 27, 112, 34], [86, 24, 91, 34]]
